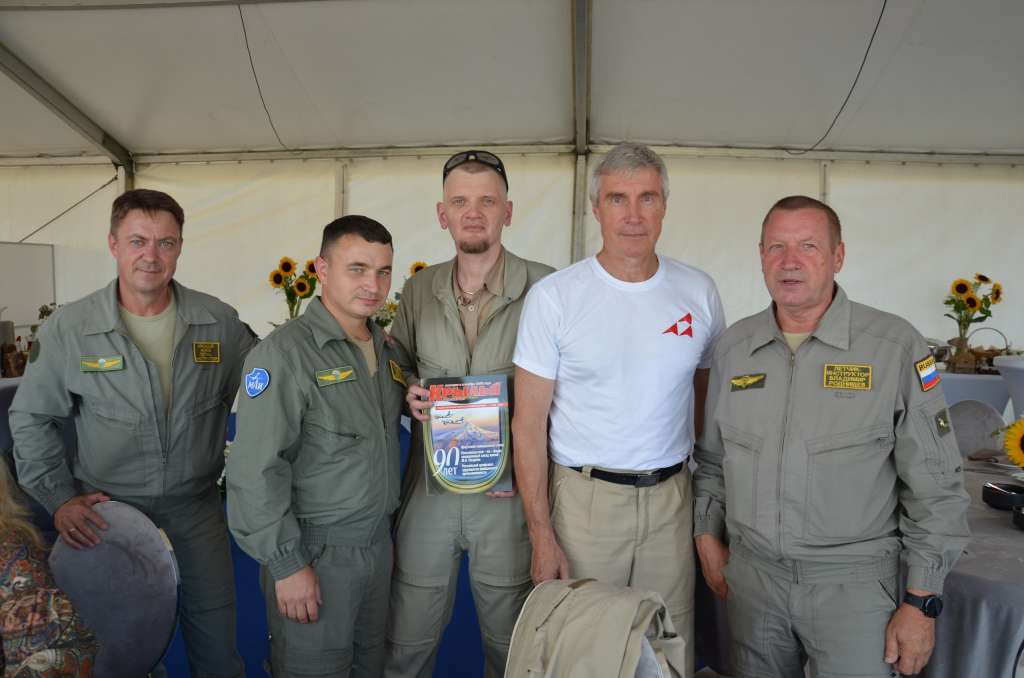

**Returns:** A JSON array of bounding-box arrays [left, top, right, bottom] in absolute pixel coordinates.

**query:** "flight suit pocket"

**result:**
[[803, 424, 895, 542], [76, 401, 145, 485], [416, 353, 451, 378], [186, 394, 230, 481], [720, 423, 762, 529], [296, 420, 368, 512]]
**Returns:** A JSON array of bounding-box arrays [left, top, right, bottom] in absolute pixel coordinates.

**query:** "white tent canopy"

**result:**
[[1, 0, 1022, 346]]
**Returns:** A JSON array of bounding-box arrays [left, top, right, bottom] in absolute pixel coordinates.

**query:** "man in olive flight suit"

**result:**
[[383, 150, 553, 678], [227, 215, 408, 678], [11, 188, 255, 677], [693, 195, 970, 677]]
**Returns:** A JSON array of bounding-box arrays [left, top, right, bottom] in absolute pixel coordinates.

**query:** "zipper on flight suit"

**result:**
[[777, 345, 798, 558]]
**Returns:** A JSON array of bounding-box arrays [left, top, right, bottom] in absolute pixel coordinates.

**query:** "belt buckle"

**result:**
[[635, 472, 659, 488]]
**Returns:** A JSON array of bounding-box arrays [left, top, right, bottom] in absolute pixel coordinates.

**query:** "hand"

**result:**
[[54, 493, 110, 549], [884, 596, 936, 675], [531, 532, 570, 585], [275, 566, 322, 624], [694, 534, 730, 600], [406, 383, 431, 422]]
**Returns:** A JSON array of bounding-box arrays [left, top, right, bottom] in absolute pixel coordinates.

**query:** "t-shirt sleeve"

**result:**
[[512, 284, 561, 380], [699, 281, 727, 369]]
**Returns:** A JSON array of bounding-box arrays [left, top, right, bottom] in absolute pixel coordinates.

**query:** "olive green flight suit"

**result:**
[[693, 286, 970, 678], [11, 279, 256, 678], [227, 297, 407, 678], [384, 249, 554, 678]]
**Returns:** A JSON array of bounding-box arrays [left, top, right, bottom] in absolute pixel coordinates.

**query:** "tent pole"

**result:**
[[0, 39, 134, 175]]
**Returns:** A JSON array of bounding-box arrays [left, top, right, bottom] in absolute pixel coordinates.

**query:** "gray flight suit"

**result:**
[[10, 279, 255, 678], [693, 285, 970, 678], [227, 297, 407, 678], [384, 249, 554, 678]]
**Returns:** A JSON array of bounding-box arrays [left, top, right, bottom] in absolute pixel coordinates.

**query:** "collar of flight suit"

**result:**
[[81, 279, 218, 336], [303, 296, 384, 350], [747, 283, 852, 356], [430, 246, 529, 307]]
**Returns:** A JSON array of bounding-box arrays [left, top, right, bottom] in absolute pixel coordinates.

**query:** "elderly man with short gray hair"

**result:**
[[512, 142, 726, 677]]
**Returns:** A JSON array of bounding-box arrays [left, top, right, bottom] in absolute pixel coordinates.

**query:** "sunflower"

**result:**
[[963, 293, 980, 311], [1004, 419, 1024, 469], [279, 257, 297, 275], [268, 269, 285, 288], [305, 259, 317, 276], [991, 283, 1003, 304], [293, 278, 311, 298], [410, 261, 428, 275], [974, 273, 992, 284], [950, 278, 972, 298]]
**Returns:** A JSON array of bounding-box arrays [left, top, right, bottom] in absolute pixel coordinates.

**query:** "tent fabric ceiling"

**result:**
[[0, 0, 1022, 159]]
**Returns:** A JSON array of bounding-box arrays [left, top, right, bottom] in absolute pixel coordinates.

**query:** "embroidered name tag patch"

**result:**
[[80, 355, 124, 372], [822, 364, 872, 390], [730, 373, 766, 391], [916, 355, 941, 392], [316, 366, 355, 387], [193, 341, 221, 364], [389, 359, 406, 387]]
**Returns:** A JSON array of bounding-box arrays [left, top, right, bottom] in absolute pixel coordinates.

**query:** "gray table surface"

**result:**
[[921, 467, 1024, 678]]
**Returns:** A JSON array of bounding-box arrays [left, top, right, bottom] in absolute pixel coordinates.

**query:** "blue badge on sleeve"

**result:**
[[244, 367, 270, 398]]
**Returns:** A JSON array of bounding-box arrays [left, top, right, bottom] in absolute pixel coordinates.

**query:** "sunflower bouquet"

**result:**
[[372, 261, 428, 329], [1005, 419, 1024, 471], [944, 274, 1004, 369], [268, 256, 318, 320]]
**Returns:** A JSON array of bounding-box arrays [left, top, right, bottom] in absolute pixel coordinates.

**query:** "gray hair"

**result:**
[[588, 142, 670, 205]]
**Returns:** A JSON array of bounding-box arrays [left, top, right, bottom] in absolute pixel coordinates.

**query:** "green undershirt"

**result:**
[[120, 296, 177, 415]]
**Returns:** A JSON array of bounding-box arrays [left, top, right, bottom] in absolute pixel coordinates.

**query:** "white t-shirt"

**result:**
[[513, 255, 725, 470]]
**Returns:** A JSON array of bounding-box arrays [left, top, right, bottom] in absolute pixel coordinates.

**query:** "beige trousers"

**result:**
[[550, 462, 695, 678]]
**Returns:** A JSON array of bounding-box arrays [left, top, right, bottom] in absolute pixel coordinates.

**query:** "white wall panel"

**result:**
[[136, 160, 337, 334], [829, 162, 1024, 345], [0, 164, 118, 310]]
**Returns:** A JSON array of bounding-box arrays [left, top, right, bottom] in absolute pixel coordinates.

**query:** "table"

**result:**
[[695, 468, 1024, 677], [942, 371, 1011, 415], [921, 468, 1024, 678]]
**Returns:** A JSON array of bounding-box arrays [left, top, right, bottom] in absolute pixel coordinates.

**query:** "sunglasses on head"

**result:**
[[442, 150, 508, 189]]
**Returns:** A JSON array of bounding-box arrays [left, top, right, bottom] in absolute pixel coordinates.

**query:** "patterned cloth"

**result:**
[[0, 535, 96, 677]]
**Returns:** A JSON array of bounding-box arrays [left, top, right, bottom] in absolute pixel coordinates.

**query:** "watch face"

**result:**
[[923, 596, 943, 618]]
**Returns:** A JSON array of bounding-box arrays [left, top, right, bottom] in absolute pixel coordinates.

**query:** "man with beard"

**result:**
[[384, 150, 554, 678]]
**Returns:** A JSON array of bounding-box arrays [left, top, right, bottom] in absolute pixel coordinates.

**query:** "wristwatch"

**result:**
[[903, 592, 943, 618]]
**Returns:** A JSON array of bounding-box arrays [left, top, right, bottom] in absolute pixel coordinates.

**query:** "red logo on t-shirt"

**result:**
[[663, 313, 693, 337]]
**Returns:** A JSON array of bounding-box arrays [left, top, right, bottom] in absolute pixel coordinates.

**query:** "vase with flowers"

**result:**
[[268, 256, 318, 321], [943, 274, 1008, 373]]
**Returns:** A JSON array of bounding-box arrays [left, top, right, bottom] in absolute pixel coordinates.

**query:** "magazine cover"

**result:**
[[421, 374, 512, 494]]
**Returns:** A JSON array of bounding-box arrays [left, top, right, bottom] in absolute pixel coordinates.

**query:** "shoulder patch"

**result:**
[[244, 367, 271, 397], [915, 355, 940, 392]]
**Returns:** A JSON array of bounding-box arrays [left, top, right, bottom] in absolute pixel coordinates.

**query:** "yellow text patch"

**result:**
[[389, 359, 407, 387], [823, 364, 872, 391], [192, 341, 221, 364]]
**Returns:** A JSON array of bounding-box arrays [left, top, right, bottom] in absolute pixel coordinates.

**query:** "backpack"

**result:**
[[505, 578, 687, 678]]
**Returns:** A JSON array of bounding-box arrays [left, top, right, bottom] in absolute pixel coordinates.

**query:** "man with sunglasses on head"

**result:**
[[383, 150, 554, 678]]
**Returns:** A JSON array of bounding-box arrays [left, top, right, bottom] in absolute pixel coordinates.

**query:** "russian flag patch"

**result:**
[[915, 355, 941, 392]]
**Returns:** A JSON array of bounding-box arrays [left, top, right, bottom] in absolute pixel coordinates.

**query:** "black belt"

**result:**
[[569, 462, 684, 488]]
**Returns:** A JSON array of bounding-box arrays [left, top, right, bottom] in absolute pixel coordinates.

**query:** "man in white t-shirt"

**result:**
[[512, 142, 725, 678]]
